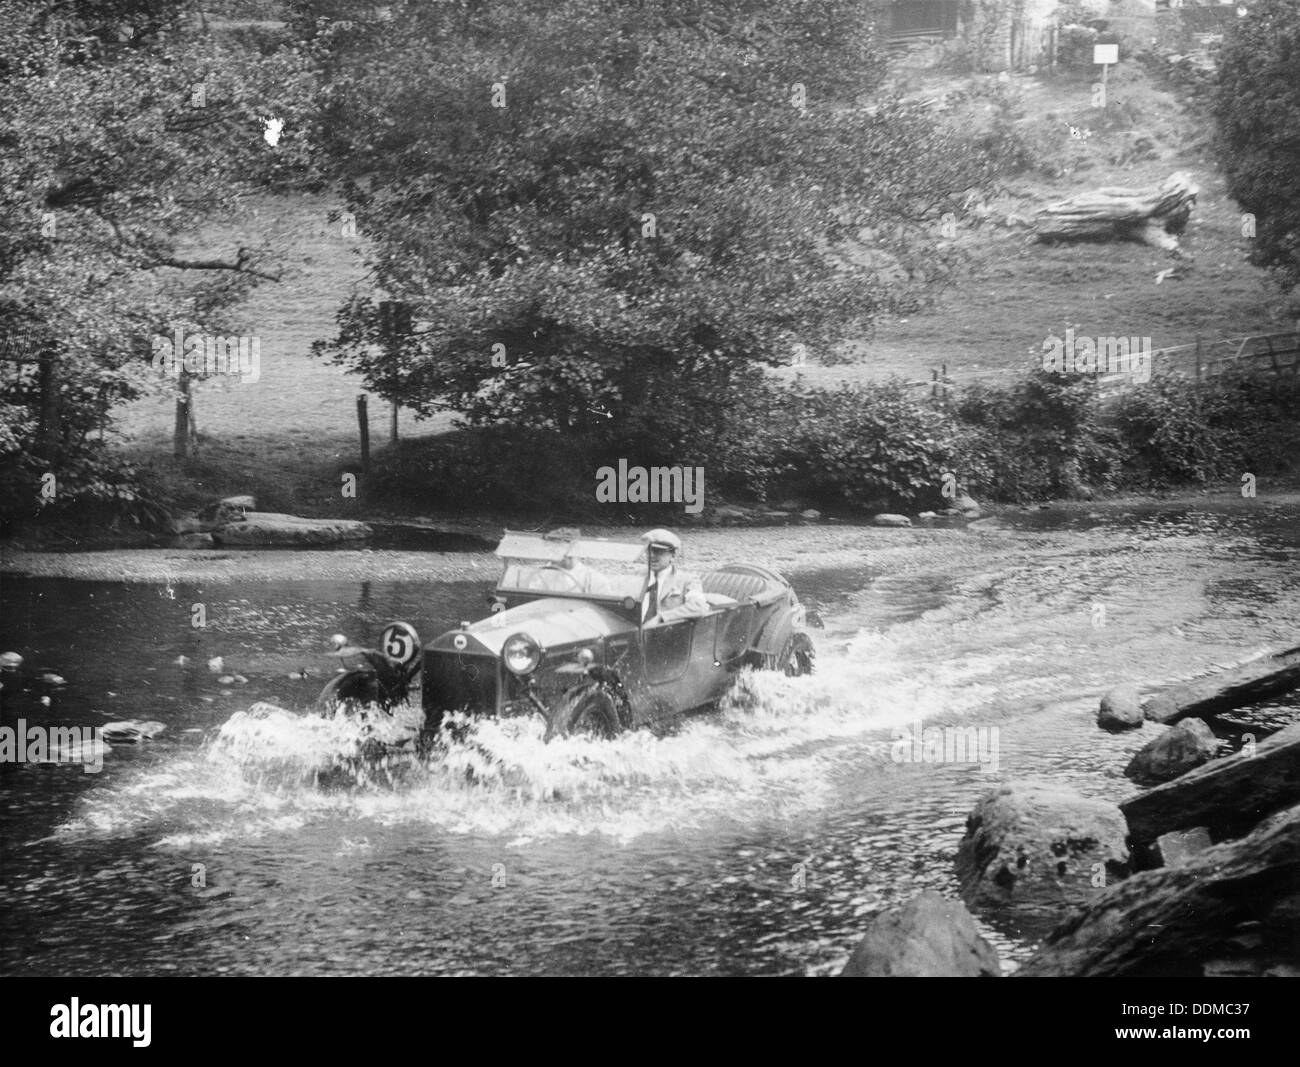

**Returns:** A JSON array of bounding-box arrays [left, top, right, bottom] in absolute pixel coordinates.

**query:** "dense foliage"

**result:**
[[0, 0, 316, 529], [303, 0, 1022, 470], [1213, 0, 1300, 293]]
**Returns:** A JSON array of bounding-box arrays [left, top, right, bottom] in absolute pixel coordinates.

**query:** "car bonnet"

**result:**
[[429, 597, 634, 657]]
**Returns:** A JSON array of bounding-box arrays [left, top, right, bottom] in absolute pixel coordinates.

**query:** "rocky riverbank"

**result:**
[[0, 520, 988, 583], [839, 647, 1300, 977], [9, 486, 1297, 584]]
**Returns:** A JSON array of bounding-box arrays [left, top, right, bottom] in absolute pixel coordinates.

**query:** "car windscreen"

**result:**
[[498, 557, 646, 600]]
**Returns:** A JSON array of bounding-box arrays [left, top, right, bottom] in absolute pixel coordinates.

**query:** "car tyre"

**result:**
[[315, 669, 377, 719], [544, 683, 624, 742], [776, 633, 816, 677]]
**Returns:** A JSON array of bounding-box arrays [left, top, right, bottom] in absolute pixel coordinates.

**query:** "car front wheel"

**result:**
[[776, 633, 816, 677], [544, 683, 624, 742], [315, 669, 377, 719]]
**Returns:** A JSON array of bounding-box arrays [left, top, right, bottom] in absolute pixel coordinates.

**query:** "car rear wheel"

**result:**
[[776, 633, 815, 677], [544, 683, 624, 742]]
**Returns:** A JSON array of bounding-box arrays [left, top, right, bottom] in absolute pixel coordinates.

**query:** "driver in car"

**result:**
[[530, 528, 609, 594], [555, 552, 608, 594], [640, 528, 709, 625]]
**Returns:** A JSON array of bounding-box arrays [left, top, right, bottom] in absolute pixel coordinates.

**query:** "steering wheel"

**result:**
[[538, 564, 583, 590]]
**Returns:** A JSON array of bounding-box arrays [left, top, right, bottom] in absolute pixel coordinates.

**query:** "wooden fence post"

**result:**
[[357, 393, 370, 476], [173, 367, 190, 460], [378, 300, 411, 444]]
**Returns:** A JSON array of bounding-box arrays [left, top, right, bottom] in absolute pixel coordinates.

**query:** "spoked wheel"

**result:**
[[776, 633, 816, 677], [544, 683, 625, 742], [315, 670, 379, 720]]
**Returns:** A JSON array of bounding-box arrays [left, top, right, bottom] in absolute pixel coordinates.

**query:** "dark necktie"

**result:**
[[643, 578, 658, 622]]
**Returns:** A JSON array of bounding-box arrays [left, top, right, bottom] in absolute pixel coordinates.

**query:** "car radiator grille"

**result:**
[[424, 652, 499, 715]]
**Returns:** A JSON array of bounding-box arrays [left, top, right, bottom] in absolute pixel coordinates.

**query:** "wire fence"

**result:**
[[1096, 331, 1300, 402]]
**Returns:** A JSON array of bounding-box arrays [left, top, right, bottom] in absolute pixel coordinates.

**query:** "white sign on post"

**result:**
[[1093, 44, 1119, 65]]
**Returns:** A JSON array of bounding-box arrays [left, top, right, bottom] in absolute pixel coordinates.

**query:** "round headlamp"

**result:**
[[502, 632, 543, 675]]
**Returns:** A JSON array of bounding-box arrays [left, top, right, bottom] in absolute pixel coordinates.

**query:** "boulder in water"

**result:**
[[1018, 803, 1300, 976], [873, 513, 912, 527], [1142, 645, 1300, 724], [1124, 719, 1218, 784], [212, 512, 371, 546], [1098, 683, 1144, 731], [840, 892, 1002, 977], [100, 720, 166, 743], [1120, 721, 1300, 847], [956, 781, 1130, 920]]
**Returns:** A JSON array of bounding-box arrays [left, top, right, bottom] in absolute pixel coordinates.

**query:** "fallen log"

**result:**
[[1143, 643, 1300, 724], [1017, 802, 1300, 977], [1120, 722, 1300, 847], [1034, 171, 1198, 250]]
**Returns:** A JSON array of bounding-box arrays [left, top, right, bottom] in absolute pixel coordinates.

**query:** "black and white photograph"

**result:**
[[1, 0, 1298, 1010]]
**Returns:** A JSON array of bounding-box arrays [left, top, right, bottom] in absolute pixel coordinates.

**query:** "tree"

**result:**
[[304, 0, 1020, 467], [0, 0, 318, 520], [1213, 0, 1300, 293]]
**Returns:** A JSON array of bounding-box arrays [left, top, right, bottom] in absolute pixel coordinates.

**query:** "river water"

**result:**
[[2, 498, 1298, 976]]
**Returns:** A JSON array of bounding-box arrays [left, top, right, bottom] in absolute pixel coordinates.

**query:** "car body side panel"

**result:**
[[620, 612, 736, 722], [417, 557, 809, 732]]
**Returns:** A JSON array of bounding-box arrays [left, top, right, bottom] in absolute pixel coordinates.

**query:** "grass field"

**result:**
[[782, 64, 1290, 392], [113, 62, 1291, 516], [115, 191, 455, 515]]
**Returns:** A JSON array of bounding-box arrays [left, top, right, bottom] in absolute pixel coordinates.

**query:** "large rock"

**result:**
[[1142, 692, 1179, 724], [212, 512, 372, 546], [1120, 721, 1300, 847], [840, 892, 1001, 977], [1018, 803, 1300, 976], [1124, 718, 1218, 784], [171, 495, 256, 534], [1143, 644, 1300, 724], [708, 506, 752, 525], [1152, 826, 1212, 868], [873, 513, 912, 528], [1097, 683, 1144, 731], [956, 782, 1130, 920], [100, 720, 166, 743]]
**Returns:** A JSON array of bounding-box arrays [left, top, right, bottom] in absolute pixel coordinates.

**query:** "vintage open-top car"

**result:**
[[317, 530, 814, 741]]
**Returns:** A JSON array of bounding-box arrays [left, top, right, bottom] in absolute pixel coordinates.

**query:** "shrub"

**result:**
[[1055, 22, 1099, 70], [951, 371, 1121, 501], [1214, 0, 1300, 292], [1111, 368, 1300, 485], [0, 446, 170, 539], [365, 427, 597, 517], [773, 382, 956, 510]]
